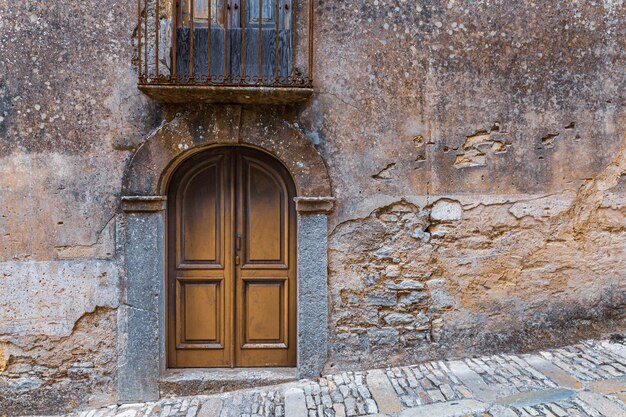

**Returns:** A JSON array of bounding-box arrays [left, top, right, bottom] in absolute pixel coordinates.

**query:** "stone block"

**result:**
[[385, 280, 425, 290], [425, 279, 455, 310], [367, 328, 399, 345], [399, 291, 428, 305], [401, 331, 429, 346], [364, 273, 381, 287], [365, 291, 397, 306], [430, 200, 463, 222], [11, 377, 42, 393], [383, 313, 414, 326], [384, 264, 401, 278], [334, 333, 369, 353]]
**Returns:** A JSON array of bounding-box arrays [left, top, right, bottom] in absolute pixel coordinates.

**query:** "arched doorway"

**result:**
[[166, 146, 297, 368], [119, 109, 334, 402]]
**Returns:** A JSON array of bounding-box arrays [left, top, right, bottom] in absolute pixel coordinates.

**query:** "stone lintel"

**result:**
[[122, 196, 167, 212], [294, 197, 335, 213]]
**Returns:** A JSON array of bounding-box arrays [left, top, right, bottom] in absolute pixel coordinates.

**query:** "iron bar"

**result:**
[[291, 0, 295, 83], [258, 0, 262, 83], [241, 0, 245, 84], [171, 0, 178, 82], [274, 0, 279, 84], [189, 0, 195, 80], [308, 0, 313, 83], [223, 0, 228, 83], [144, 0, 148, 79], [156, 0, 160, 79], [137, 0, 142, 81], [207, 0, 211, 82]]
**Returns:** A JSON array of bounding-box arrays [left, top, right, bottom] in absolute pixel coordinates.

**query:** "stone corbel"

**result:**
[[294, 197, 335, 214], [122, 196, 167, 212]]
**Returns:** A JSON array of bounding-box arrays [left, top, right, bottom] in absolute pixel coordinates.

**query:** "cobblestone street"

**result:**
[[67, 338, 626, 417]]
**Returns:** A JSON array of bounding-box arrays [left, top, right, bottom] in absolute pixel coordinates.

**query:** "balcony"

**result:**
[[136, 0, 314, 104]]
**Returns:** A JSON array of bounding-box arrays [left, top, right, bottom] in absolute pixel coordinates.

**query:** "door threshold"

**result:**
[[160, 368, 298, 397]]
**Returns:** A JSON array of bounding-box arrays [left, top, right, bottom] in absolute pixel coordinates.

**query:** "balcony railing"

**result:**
[[137, 0, 314, 103]]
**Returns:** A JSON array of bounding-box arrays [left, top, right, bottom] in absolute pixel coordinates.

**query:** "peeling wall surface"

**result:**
[[1, 0, 625, 414]]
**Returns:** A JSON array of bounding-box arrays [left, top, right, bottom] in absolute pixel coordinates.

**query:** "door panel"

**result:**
[[180, 164, 221, 266], [243, 280, 285, 344], [167, 147, 296, 368], [176, 279, 223, 347], [243, 159, 286, 265]]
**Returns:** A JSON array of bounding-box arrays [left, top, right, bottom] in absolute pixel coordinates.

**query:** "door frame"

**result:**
[[119, 133, 334, 404]]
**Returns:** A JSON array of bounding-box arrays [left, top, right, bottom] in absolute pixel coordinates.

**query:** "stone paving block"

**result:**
[[495, 388, 575, 408], [588, 376, 626, 395], [333, 403, 346, 417], [488, 405, 518, 417], [572, 397, 604, 417], [448, 360, 496, 402], [546, 402, 568, 417], [577, 391, 626, 417], [600, 341, 626, 359], [398, 399, 488, 416], [535, 404, 557, 417], [284, 388, 307, 417], [524, 354, 584, 389], [366, 369, 402, 413]]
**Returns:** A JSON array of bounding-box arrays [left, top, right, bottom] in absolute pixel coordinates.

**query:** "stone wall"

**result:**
[[0, 0, 624, 414]]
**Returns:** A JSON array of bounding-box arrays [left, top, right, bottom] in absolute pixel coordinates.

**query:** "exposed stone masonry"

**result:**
[[329, 201, 445, 365]]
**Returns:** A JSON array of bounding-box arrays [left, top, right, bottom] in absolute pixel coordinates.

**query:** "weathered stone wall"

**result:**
[[0, 0, 624, 414]]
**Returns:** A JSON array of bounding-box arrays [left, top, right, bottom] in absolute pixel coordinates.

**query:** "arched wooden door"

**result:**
[[166, 147, 297, 368]]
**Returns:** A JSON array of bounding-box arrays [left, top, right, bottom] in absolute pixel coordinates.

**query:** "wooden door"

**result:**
[[167, 147, 296, 368]]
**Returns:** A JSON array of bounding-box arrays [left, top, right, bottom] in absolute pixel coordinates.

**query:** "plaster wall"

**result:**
[[0, 0, 625, 413]]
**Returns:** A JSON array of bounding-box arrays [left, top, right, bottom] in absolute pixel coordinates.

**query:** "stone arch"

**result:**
[[122, 107, 333, 202]]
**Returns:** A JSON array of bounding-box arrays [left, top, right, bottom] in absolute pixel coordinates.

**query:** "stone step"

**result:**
[[159, 368, 297, 397]]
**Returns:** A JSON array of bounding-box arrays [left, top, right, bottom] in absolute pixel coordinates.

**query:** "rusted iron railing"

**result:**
[[137, 0, 312, 87]]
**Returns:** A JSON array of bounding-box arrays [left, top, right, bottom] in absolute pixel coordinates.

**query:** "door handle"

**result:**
[[236, 233, 241, 251]]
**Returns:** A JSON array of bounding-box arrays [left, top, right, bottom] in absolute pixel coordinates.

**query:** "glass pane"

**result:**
[[246, 0, 276, 25], [181, 0, 222, 27]]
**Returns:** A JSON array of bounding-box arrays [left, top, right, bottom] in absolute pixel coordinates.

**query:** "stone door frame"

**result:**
[[117, 110, 334, 402]]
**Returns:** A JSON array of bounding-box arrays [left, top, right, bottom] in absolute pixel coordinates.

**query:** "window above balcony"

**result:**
[[137, 0, 313, 104]]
